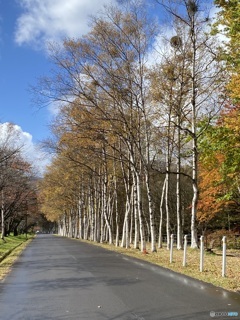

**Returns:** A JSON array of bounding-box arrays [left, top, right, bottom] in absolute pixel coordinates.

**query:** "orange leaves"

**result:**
[[198, 104, 240, 223], [198, 158, 227, 222]]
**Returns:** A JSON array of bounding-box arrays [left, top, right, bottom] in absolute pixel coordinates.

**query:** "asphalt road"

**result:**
[[0, 235, 239, 320]]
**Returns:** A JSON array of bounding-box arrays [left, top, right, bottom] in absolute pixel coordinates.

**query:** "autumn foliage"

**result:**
[[198, 105, 240, 224]]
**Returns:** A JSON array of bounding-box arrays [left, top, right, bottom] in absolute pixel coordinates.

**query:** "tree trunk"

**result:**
[[176, 119, 183, 250], [158, 177, 166, 248], [145, 170, 156, 252], [102, 165, 113, 245], [135, 170, 146, 252], [165, 171, 170, 250], [1, 189, 5, 242], [190, 11, 199, 249]]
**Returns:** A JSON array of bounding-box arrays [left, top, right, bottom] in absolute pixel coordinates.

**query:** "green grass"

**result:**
[[0, 234, 28, 255], [0, 234, 34, 280]]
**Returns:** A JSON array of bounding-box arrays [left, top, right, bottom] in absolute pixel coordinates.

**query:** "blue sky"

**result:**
[[0, 0, 119, 173], [0, 0, 216, 173], [0, 1, 49, 142], [0, 0, 117, 144]]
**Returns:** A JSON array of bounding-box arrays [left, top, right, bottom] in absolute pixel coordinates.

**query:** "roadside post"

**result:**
[[170, 234, 174, 263], [200, 235, 204, 272], [222, 236, 227, 277], [183, 235, 188, 267]]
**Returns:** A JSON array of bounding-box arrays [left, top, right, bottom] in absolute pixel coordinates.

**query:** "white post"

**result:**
[[222, 236, 227, 277], [170, 234, 174, 263], [183, 235, 188, 267], [1, 189, 5, 241], [200, 235, 204, 272]]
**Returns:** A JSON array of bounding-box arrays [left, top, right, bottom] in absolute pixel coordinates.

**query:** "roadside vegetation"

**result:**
[[0, 123, 44, 242], [0, 234, 34, 280]]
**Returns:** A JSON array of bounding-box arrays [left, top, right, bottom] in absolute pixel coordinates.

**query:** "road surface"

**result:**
[[0, 234, 239, 320]]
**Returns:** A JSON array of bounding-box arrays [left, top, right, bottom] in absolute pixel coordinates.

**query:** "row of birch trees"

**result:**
[[39, 0, 227, 251]]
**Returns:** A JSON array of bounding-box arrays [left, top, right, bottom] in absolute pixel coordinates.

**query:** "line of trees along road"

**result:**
[[38, 0, 240, 252], [0, 124, 39, 241]]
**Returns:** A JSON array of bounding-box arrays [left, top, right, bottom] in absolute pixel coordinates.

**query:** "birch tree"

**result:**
[[37, 1, 159, 252], [155, 0, 226, 248]]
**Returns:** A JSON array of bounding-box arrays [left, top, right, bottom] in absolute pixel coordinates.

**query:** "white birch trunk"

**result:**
[[83, 205, 89, 240], [1, 189, 5, 241], [58, 219, 63, 236], [129, 199, 133, 245], [100, 182, 104, 243], [120, 152, 131, 248], [94, 177, 100, 242], [190, 11, 199, 249], [68, 213, 73, 238], [165, 171, 170, 250], [63, 214, 67, 237], [176, 120, 183, 250], [136, 170, 146, 252], [114, 177, 119, 247], [121, 197, 130, 248], [78, 192, 83, 239], [133, 181, 139, 249], [158, 177, 166, 248], [102, 164, 113, 245], [145, 170, 156, 252]]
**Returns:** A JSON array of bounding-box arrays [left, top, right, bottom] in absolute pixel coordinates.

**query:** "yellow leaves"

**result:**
[[38, 155, 81, 221], [228, 73, 240, 101]]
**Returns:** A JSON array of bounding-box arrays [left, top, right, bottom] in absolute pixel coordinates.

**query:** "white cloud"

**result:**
[[15, 0, 115, 49], [0, 123, 50, 175]]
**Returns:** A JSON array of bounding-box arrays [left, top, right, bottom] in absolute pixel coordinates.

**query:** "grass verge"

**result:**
[[78, 239, 240, 293], [0, 234, 34, 281]]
